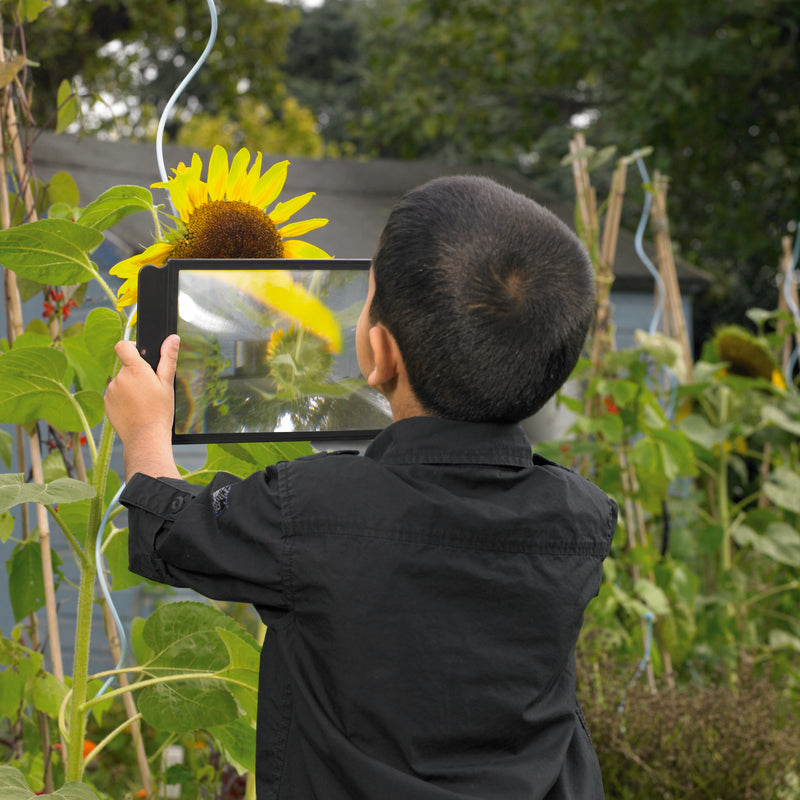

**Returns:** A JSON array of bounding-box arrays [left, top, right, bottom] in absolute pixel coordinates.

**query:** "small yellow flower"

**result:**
[[110, 146, 331, 309]]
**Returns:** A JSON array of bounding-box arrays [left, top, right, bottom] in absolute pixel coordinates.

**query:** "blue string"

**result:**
[[617, 611, 655, 733], [783, 224, 800, 386], [92, 0, 218, 703], [634, 158, 664, 337], [155, 0, 219, 191], [634, 157, 679, 417]]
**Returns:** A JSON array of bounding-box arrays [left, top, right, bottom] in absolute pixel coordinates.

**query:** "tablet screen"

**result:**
[[139, 260, 391, 442]]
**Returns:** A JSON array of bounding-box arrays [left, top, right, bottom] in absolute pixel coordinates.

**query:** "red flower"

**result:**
[[603, 395, 620, 415]]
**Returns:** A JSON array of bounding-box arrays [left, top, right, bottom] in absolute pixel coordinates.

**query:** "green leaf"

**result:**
[[17, 0, 50, 23], [0, 429, 12, 468], [56, 469, 120, 550], [185, 440, 313, 483], [0, 474, 95, 514], [0, 669, 26, 719], [130, 617, 154, 665], [761, 405, 800, 437], [0, 218, 103, 285], [0, 346, 105, 431], [734, 523, 800, 567], [679, 413, 728, 451], [137, 678, 239, 733], [763, 467, 800, 514], [77, 185, 156, 232], [634, 578, 671, 616], [45, 171, 81, 208], [136, 602, 254, 731], [103, 528, 145, 590], [217, 627, 260, 719], [0, 55, 26, 91], [0, 512, 14, 543], [6, 540, 63, 622], [31, 672, 68, 717], [209, 715, 257, 774], [142, 601, 245, 670], [61, 309, 121, 394], [56, 79, 79, 134]]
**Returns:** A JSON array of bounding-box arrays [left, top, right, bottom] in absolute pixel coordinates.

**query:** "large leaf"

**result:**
[[0, 429, 12, 468], [6, 540, 64, 622], [763, 467, 800, 514], [0, 346, 104, 431], [209, 715, 257, 774], [136, 602, 257, 732], [136, 677, 239, 733], [217, 626, 260, 719], [76, 185, 156, 232], [61, 309, 121, 393], [184, 440, 313, 483], [0, 474, 95, 514], [0, 218, 103, 284], [0, 766, 100, 799], [56, 79, 79, 134]]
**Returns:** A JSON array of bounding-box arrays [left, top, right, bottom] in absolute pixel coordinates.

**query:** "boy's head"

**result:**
[[367, 175, 595, 424]]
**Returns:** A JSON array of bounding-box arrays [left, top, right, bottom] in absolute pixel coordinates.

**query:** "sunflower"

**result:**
[[713, 325, 786, 389], [110, 145, 331, 309]]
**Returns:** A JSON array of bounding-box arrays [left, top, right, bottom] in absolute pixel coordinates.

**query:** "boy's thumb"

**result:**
[[156, 334, 180, 383]]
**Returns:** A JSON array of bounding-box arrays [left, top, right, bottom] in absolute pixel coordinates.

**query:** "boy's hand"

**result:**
[[104, 334, 181, 480]]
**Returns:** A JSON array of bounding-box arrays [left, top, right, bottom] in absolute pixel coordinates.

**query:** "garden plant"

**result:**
[[2, 4, 800, 799]]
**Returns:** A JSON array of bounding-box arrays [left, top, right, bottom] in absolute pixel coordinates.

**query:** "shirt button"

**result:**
[[169, 496, 185, 513]]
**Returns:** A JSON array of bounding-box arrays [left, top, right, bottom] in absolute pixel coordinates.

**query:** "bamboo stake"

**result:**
[[777, 235, 800, 373], [649, 171, 693, 381]]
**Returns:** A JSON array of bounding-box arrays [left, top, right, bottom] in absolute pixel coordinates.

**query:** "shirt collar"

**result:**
[[364, 416, 533, 468]]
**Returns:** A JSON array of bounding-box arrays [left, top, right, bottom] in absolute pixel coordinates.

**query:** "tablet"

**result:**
[[136, 258, 391, 443]]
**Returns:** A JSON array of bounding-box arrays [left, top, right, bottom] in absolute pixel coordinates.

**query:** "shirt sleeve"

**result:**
[[120, 467, 290, 623]]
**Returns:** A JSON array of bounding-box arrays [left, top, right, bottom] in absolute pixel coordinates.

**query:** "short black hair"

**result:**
[[370, 175, 595, 423]]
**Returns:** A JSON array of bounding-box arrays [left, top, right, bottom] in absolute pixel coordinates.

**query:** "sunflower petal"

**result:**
[[110, 241, 174, 278], [282, 239, 332, 259], [239, 151, 263, 204], [270, 192, 315, 225], [226, 148, 252, 201], [251, 160, 290, 209], [207, 145, 230, 201], [277, 218, 329, 238]]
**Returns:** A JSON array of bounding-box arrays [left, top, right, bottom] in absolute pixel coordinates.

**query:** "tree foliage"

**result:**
[[284, 0, 800, 333], [17, 0, 298, 139]]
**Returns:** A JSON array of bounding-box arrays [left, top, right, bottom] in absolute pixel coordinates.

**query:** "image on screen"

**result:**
[[174, 268, 391, 438]]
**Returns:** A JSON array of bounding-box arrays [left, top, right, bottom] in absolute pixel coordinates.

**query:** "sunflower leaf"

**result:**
[[77, 185, 156, 232], [0, 346, 105, 431], [0, 218, 102, 284]]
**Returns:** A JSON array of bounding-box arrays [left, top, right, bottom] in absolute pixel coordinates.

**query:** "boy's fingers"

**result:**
[[156, 334, 181, 383], [114, 340, 143, 367]]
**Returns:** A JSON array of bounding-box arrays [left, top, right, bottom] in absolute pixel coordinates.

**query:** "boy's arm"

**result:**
[[104, 334, 181, 482]]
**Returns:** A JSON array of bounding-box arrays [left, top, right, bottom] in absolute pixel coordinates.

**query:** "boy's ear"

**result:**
[[366, 324, 402, 388]]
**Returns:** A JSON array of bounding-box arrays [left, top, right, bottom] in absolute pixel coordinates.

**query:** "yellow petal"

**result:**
[[270, 192, 315, 225], [165, 177, 195, 222], [226, 148, 252, 201], [238, 151, 263, 204], [214, 270, 342, 353], [109, 241, 174, 278], [282, 239, 332, 259], [278, 218, 329, 238], [206, 145, 229, 201], [251, 160, 290, 210]]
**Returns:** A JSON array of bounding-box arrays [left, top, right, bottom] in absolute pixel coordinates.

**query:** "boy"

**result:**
[[105, 175, 618, 799]]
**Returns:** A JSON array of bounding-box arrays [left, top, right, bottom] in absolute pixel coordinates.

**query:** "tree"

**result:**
[[285, 0, 800, 339], [17, 0, 300, 140]]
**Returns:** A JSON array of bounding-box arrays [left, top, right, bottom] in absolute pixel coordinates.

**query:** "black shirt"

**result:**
[[122, 416, 617, 799]]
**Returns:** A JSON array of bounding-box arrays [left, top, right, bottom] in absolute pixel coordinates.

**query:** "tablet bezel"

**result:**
[[136, 257, 386, 444]]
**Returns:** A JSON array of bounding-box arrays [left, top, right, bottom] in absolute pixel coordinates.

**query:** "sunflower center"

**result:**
[[171, 200, 284, 259]]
